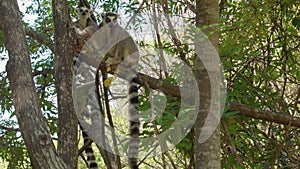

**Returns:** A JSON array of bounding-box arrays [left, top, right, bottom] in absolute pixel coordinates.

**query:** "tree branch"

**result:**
[[229, 102, 300, 128], [96, 61, 300, 128], [32, 69, 53, 77], [125, 0, 146, 29], [0, 125, 20, 132], [0, 25, 54, 52], [183, 0, 196, 13], [24, 29, 54, 52], [160, 0, 190, 66], [77, 55, 300, 128]]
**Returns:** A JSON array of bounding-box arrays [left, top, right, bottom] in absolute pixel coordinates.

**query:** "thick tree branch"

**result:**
[[99, 63, 300, 128], [151, 79, 300, 128], [139, 71, 300, 128], [229, 103, 300, 128], [78, 57, 181, 98]]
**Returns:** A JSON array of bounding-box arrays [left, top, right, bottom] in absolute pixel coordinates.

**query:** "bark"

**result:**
[[0, 0, 66, 168], [194, 0, 221, 168], [52, 0, 78, 168]]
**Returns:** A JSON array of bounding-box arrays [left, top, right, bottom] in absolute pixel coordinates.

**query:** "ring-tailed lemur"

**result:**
[[99, 13, 140, 169], [99, 12, 119, 27], [73, 6, 99, 169], [73, 6, 99, 40]]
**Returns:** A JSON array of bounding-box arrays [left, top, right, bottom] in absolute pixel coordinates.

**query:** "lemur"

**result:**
[[73, 6, 99, 169], [73, 6, 99, 40], [99, 12, 119, 27], [74, 10, 140, 168], [98, 13, 140, 169]]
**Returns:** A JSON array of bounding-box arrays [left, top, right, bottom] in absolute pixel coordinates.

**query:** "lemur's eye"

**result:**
[[79, 9, 83, 12], [106, 18, 111, 23], [113, 18, 117, 22]]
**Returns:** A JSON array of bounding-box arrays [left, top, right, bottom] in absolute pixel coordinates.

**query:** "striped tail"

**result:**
[[80, 125, 99, 169], [128, 77, 140, 169]]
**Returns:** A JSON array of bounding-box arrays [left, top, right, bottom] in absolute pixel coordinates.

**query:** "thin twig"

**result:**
[[125, 0, 146, 29], [101, 70, 122, 169], [147, 84, 178, 169], [95, 68, 113, 169], [151, 0, 169, 78], [160, 0, 190, 66], [221, 119, 244, 166]]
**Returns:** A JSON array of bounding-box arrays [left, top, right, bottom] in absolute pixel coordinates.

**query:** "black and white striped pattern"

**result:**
[[80, 125, 99, 169], [74, 57, 99, 169], [99, 13, 140, 169], [128, 77, 140, 169]]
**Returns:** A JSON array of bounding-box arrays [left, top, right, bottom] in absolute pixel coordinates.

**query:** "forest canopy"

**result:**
[[0, 0, 299, 168]]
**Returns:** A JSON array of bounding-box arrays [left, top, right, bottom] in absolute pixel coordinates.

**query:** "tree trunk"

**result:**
[[52, 0, 78, 168], [194, 0, 221, 168], [0, 0, 67, 168]]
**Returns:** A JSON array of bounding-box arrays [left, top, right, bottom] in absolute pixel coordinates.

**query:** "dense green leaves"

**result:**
[[220, 0, 300, 168], [0, 0, 299, 168]]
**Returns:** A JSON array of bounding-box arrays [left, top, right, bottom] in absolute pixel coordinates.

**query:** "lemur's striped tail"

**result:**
[[128, 77, 140, 169], [80, 125, 99, 169], [74, 54, 99, 169]]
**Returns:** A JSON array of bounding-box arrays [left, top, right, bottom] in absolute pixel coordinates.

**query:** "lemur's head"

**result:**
[[101, 12, 119, 26], [76, 6, 92, 20]]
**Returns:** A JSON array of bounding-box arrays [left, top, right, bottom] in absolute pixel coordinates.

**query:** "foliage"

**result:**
[[220, 0, 300, 168], [0, 0, 299, 168], [0, 120, 30, 168]]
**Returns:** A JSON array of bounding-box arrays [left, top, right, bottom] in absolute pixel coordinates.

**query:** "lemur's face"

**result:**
[[76, 7, 92, 19], [101, 12, 119, 26]]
